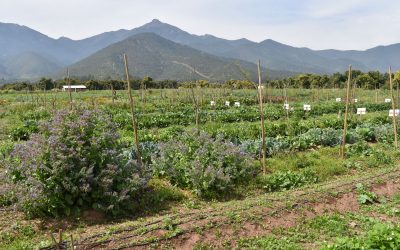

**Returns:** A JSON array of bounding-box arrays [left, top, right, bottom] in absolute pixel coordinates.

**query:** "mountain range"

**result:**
[[0, 19, 399, 81]]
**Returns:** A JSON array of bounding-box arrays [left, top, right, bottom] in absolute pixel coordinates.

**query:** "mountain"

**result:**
[[2, 52, 61, 79], [0, 22, 83, 65], [0, 19, 399, 80], [316, 44, 400, 72], [64, 33, 292, 81]]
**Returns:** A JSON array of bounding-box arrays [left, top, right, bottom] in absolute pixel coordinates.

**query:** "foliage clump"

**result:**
[[151, 129, 255, 198], [6, 109, 149, 217], [324, 223, 400, 249], [262, 169, 318, 192]]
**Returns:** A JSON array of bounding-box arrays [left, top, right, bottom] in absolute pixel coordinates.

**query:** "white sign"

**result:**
[[385, 98, 392, 103], [303, 104, 311, 111], [389, 109, 400, 117], [210, 101, 216, 106], [354, 99, 358, 103], [357, 108, 367, 115], [336, 98, 342, 102], [258, 85, 264, 90], [234, 101, 240, 107], [225, 101, 230, 106], [283, 103, 290, 110]]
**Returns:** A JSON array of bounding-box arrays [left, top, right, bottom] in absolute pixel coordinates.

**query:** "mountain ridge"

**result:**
[[0, 19, 399, 80], [62, 32, 294, 81]]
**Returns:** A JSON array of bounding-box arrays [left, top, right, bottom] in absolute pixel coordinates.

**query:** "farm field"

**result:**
[[1, 87, 400, 249]]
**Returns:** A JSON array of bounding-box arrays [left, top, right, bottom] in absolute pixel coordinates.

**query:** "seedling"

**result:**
[[356, 183, 379, 205]]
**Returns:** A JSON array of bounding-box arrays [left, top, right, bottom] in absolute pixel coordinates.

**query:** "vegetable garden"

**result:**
[[1, 84, 400, 249]]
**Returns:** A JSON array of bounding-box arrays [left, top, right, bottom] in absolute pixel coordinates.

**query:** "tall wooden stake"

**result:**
[[258, 60, 267, 175], [67, 68, 72, 110], [389, 67, 398, 148], [283, 83, 289, 120], [340, 65, 352, 158], [123, 54, 143, 166], [190, 67, 200, 127]]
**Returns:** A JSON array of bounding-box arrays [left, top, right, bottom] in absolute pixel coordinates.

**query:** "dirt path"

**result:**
[[73, 166, 400, 249], [171, 61, 211, 79]]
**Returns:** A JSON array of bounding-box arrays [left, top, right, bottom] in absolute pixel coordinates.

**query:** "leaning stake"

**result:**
[[340, 65, 352, 158], [389, 66, 398, 148], [257, 60, 267, 175], [123, 54, 143, 166]]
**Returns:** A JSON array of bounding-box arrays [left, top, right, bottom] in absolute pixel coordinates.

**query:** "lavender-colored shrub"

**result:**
[[6, 109, 149, 217], [152, 129, 255, 198]]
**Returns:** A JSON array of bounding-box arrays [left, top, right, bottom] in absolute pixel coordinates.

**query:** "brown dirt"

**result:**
[[143, 178, 400, 249], [63, 170, 400, 249]]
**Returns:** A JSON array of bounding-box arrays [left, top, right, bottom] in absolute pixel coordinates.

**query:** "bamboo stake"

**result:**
[[67, 68, 72, 111], [389, 67, 398, 148], [397, 77, 399, 111], [190, 83, 200, 127], [123, 54, 143, 166], [190, 68, 200, 127], [283, 83, 289, 120], [50, 234, 58, 249], [70, 234, 74, 250], [340, 65, 352, 158], [111, 84, 115, 104], [257, 60, 267, 175]]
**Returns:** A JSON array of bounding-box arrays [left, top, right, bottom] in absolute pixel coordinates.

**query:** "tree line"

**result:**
[[1, 70, 400, 91]]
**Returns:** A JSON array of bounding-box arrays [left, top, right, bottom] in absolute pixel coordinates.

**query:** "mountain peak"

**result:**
[[150, 19, 162, 24]]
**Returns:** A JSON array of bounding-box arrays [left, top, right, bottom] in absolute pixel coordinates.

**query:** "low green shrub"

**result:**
[[152, 129, 255, 198], [324, 223, 400, 249], [356, 183, 379, 205], [9, 120, 38, 141], [261, 169, 318, 192]]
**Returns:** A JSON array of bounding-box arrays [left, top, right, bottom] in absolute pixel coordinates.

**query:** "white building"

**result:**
[[62, 85, 87, 92]]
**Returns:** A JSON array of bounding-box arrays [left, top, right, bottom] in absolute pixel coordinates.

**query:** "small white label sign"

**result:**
[[385, 98, 392, 103], [225, 101, 230, 106], [389, 109, 400, 117], [336, 98, 341, 102], [283, 103, 290, 110], [303, 104, 311, 111], [357, 108, 366, 115], [210, 101, 216, 106], [234, 102, 240, 107]]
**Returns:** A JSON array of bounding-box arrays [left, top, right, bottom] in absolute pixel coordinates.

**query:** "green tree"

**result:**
[[36, 78, 54, 90], [355, 73, 375, 89]]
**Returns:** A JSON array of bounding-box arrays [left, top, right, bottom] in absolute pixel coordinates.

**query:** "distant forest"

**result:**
[[1, 70, 400, 91]]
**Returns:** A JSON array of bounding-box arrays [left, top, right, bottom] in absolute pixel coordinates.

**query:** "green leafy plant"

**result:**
[[356, 183, 379, 205], [324, 223, 400, 249], [261, 169, 318, 192]]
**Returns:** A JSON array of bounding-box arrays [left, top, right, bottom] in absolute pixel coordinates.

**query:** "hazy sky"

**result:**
[[1, 0, 399, 50]]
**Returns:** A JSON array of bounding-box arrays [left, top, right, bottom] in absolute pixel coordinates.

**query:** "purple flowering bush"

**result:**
[[152, 129, 255, 198], [6, 109, 149, 217]]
